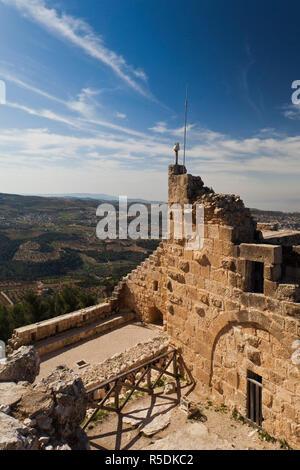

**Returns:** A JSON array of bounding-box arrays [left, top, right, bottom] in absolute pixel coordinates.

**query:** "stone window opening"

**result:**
[[247, 370, 262, 426], [247, 261, 264, 294]]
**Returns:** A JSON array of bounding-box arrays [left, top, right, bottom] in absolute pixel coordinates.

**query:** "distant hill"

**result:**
[[37, 192, 118, 201], [0, 192, 160, 302], [251, 208, 300, 231], [27, 193, 166, 204]]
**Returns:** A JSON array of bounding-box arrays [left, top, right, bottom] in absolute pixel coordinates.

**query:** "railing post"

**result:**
[[173, 351, 178, 377], [147, 365, 152, 394], [114, 379, 119, 411], [173, 351, 181, 402]]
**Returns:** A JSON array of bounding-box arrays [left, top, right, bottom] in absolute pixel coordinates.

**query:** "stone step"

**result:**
[[35, 312, 136, 357]]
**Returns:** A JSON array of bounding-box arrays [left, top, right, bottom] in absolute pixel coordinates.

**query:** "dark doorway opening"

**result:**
[[250, 261, 264, 293], [247, 370, 263, 426], [148, 306, 163, 326]]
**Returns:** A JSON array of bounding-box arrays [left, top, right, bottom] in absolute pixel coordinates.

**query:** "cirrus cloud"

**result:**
[[1, 0, 151, 98]]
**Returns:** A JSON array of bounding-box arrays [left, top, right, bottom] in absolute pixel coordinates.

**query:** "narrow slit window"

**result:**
[[247, 370, 262, 426], [246, 261, 264, 293]]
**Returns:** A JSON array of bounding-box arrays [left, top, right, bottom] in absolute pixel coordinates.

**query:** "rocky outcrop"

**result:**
[[11, 365, 89, 450], [0, 382, 28, 414], [0, 412, 39, 450], [0, 346, 89, 450], [0, 346, 40, 383]]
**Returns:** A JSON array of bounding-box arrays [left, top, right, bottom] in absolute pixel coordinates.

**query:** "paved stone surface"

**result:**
[[37, 322, 159, 380]]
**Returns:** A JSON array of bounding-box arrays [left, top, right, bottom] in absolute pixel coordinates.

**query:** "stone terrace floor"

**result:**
[[36, 322, 160, 381]]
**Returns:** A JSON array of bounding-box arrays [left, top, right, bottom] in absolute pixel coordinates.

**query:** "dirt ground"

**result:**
[[86, 385, 285, 451]]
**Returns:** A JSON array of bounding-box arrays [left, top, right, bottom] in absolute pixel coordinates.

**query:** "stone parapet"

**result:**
[[7, 302, 112, 353]]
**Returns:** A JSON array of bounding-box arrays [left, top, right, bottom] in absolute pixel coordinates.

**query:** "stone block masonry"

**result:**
[[7, 301, 116, 355], [6, 163, 300, 449], [114, 164, 300, 448]]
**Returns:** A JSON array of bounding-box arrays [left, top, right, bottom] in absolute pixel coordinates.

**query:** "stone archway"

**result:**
[[207, 313, 299, 445], [208, 309, 294, 386]]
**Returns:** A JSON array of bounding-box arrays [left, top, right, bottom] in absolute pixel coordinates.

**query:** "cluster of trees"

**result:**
[[84, 249, 148, 263], [0, 287, 97, 342], [0, 234, 21, 262], [0, 231, 84, 281], [136, 239, 160, 250], [37, 232, 80, 253], [0, 249, 83, 281]]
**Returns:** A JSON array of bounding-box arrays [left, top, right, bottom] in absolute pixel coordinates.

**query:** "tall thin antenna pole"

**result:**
[[183, 84, 188, 167]]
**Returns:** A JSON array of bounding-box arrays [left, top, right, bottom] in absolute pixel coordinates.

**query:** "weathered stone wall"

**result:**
[[6, 164, 299, 448], [34, 312, 135, 357], [7, 301, 112, 353], [81, 333, 168, 394], [282, 246, 300, 284], [117, 245, 167, 324], [115, 165, 300, 448], [211, 324, 299, 442], [263, 231, 300, 246], [257, 222, 279, 231]]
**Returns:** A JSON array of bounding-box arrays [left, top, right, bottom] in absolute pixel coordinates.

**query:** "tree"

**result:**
[[0, 305, 10, 343]]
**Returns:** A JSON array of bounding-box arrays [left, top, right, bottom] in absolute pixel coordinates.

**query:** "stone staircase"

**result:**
[[108, 242, 165, 309]]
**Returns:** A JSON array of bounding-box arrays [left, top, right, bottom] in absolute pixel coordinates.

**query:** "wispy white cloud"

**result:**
[[0, 64, 299, 207], [66, 88, 101, 119], [282, 103, 300, 120], [0, 127, 171, 166], [0, 123, 299, 209], [0, 69, 65, 105], [115, 112, 127, 119], [149, 121, 195, 136], [3, 69, 300, 179], [1, 0, 150, 98], [6, 101, 80, 128], [1, 71, 153, 138], [1, 122, 300, 177]]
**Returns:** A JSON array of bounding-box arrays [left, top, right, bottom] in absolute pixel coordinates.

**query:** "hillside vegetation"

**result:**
[[0, 192, 298, 340]]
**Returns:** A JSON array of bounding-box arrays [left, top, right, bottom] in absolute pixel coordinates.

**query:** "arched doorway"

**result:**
[[210, 322, 297, 442], [148, 306, 163, 325]]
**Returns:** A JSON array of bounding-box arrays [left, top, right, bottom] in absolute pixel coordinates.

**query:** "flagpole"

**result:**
[[183, 84, 188, 167]]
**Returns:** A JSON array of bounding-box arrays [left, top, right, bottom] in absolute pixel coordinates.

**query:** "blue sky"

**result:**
[[0, 0, 300, 210]]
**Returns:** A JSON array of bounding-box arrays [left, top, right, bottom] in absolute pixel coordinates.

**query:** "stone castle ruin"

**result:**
[[6, 164, 300, 448]]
